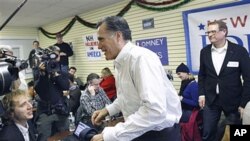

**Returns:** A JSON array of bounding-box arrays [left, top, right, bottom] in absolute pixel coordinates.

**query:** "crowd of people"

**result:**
[[0, 16, 250, 141]]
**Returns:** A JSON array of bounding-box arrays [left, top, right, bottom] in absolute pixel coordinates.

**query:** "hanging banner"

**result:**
[[83, 33, 101, 60], [182, 1, 250, 74], [135, 37, 168, 65]]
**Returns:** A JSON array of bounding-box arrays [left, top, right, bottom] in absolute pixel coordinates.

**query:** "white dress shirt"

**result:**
[[211, 41, 228, 94], [102, 42, 182, 141], [16, 122, 30, 141]]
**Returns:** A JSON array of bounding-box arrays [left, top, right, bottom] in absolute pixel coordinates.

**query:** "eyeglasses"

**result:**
[[205, 30, 220, 35]]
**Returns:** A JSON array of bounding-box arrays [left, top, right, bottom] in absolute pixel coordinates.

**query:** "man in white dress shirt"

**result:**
[[91, 16, 182, 141]]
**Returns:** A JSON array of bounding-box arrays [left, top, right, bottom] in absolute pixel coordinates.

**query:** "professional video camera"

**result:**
[[34, 46, 60, 73], [0, 48, 28, 96]]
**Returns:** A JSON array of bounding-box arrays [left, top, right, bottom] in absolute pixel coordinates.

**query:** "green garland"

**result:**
[[39, 0, 135, 38], [39, 0, 192, 38], [135, 0, 192, 11], [39, 17, 77, 39]]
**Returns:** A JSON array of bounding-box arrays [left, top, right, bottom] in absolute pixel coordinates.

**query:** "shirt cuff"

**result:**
[[106, 104, 119, 116], [103, 127, 117, 141]]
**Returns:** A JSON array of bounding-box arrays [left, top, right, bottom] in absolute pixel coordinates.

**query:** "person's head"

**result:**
[[2, 89, 33, 126], [176, 63, 190, 81], [86, 73, 101, 92], [69, 66, 77, 75], [33, 40, 40, 49], [27, 80, 35, 98], [0, 45, 13, 58], [206, 20, 228, 46], [97, 16, 132, 60], [56, 33, 63, 43], [101, 67, 112, 78]]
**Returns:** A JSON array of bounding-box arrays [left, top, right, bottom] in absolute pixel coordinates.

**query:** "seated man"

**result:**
[[0, 89, 37, 141], [76, 73, 111, 131], [68, 66, 85, 90]]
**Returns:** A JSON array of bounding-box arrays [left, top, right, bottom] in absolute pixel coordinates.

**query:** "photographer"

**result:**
[[34, 46, 70, 141], [28, 40, 43, 81]]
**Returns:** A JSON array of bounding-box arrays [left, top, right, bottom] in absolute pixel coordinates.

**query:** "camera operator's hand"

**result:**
[[60, 52, 67, 56], [39, 62, 46, 71], [88, 85, 96, 96], [91, 108, 109, 126], [91, 133, 104, 141]]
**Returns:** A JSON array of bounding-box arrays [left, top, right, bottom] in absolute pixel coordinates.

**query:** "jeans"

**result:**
[[36, 113, 69, 141]]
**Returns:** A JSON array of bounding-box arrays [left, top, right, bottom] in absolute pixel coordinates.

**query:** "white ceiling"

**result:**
[[0, 0, 124, 28]]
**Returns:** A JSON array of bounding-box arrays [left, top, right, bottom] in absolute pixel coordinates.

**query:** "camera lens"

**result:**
[[0, 62, 13, 96]]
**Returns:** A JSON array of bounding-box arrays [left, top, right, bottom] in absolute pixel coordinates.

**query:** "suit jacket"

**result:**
[[0, 121, 36, 141], [69, 85, 81, 115], [198, 40, 250, 112]]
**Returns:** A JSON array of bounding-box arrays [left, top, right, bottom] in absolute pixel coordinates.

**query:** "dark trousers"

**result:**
[[132, 124, 181, 141], [202, 104, 241, 141]]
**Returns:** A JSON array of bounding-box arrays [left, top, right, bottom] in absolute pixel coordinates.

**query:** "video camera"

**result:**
[[0, 48, 28, 96], [34, 46, 60, 73]]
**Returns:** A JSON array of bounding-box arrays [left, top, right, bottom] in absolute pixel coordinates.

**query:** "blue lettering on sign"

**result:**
[[139, 38, 164, 47], [87, 51, 101, 57], [136, 37, 168, 65]]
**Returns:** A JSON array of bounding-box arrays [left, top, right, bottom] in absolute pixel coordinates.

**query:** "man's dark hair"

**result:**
[[86, 73, 100, 84], [97, 16, 132, 41], [33, 40, 39, 45], [69, 66, 77, 71], [27, 80, 34, 87]]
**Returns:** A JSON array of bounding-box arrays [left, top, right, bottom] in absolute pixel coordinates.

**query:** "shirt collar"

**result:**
[[211, 40, 228, 53], [15, 122, 29, 135], [114, 41, 132, 69]]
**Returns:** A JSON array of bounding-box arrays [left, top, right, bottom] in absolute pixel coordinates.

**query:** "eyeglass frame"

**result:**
[[205, 30, 221, 35]]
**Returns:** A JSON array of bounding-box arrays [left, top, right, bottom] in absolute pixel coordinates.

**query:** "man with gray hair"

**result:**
[[91, 16, 182, 141]]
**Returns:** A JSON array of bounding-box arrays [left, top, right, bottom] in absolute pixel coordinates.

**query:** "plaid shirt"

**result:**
[[79, 88, 111, 117]]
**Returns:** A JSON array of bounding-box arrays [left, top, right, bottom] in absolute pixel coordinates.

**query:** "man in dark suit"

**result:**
[[198, 20, 250, 141], [0, 89, 37, 141]]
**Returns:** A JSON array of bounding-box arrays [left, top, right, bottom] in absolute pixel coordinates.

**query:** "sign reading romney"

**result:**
[[135, 37, 168, 65], [182, 1, 250, 74]]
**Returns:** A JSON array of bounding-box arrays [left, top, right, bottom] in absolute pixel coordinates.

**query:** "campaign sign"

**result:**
[[83, 34, 102, 60], [182, 1, 250, 74], [135, 37, 168, 65]]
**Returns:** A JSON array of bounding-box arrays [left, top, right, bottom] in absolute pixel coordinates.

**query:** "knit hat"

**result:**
[[176, 63, 189, 73]]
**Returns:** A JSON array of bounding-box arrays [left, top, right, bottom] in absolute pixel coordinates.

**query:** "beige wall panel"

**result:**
[[39, 0, 236, 90]]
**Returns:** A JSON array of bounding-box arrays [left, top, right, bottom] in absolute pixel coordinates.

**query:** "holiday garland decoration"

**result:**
[[39, 0, 191, 39], [39, 17, 77, 39], [134, 0, 192, 11], [135, 0, 181, 6], [39, 0, 135, 39]]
